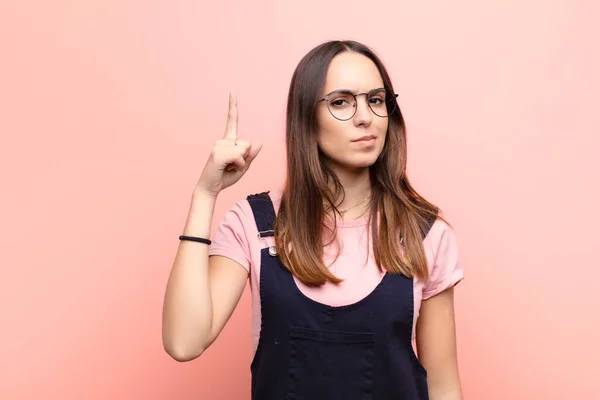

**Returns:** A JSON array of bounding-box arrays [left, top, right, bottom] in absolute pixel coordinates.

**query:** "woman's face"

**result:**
[[316, 52, 389, 173]]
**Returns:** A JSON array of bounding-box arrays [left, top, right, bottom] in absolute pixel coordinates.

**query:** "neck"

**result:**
[[327, 165, 372, 211]]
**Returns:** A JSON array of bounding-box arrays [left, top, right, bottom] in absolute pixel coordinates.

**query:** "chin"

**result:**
[[337, 155, 380, 170], [352, 160, 377, 169], [321, 149, 383, 172]]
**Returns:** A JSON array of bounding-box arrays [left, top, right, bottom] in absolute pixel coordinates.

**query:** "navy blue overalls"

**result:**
[[247, 192, 436, 400]]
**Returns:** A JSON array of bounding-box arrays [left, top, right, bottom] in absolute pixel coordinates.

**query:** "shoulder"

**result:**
[[218, 187, 284, 230], [423, 218, 457, 250], [208, 187, 282, 271], [420, 218, 464, 299]]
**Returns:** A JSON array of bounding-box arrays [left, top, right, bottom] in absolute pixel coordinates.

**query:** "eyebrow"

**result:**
[[323, 87, 386, 97]]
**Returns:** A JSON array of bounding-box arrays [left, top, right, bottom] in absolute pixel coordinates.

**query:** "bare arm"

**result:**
[[161, 192, 248, 362], [416, 287, 463, 399], [161, 93, 262, 362]]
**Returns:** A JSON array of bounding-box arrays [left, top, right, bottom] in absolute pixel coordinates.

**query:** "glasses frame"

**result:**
[[318, 87, 399, 121]]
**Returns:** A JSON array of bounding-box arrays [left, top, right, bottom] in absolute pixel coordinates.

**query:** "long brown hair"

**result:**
[[274, 40, 444, 287]]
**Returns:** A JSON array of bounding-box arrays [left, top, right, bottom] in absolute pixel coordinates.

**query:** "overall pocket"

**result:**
[[285, 327, 376, 400]]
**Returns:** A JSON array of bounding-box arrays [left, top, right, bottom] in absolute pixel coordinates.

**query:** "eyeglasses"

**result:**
[[318, 88, 399, 121]]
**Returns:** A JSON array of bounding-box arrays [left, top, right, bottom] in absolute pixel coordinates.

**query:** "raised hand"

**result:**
[[196, 93, 262, 197]]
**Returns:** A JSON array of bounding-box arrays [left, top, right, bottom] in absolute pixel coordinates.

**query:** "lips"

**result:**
[[353, 135, 376, 142]]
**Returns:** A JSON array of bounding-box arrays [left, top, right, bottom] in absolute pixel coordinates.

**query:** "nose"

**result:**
[[353, 94, 372, 127]]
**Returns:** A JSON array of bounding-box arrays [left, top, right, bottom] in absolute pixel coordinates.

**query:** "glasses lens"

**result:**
[[327, 92, 356, 120], [368, 89, 396, 117]]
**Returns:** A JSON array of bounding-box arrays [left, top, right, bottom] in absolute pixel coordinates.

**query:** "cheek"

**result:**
[[316, 111, 343, 150], [375, 118, 389, 135], [374, 120, 389, 149]]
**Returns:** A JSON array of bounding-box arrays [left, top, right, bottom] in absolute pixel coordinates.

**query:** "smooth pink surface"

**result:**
[[1, 1, 599, 399]]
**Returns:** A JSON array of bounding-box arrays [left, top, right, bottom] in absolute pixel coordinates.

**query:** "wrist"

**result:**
[[192, 186, 219, 202], [182, 190, 218, 238]]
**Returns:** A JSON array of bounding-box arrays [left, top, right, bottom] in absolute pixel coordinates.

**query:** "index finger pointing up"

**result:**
[[224, 93, 238, 140]]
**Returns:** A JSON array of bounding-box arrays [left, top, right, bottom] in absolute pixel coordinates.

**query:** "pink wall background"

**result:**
[[1, 0, 599, 399]]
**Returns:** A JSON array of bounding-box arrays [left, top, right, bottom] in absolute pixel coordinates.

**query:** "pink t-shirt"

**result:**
[[208, 189, 464, 355]]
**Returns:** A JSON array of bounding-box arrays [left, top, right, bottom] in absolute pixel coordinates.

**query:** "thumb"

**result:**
[[245, 142, 263, 166]]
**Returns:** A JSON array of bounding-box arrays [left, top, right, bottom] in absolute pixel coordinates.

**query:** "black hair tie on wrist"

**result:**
[[179, 235, 211, 245]]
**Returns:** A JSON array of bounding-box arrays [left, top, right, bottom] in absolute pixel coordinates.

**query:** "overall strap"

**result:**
[[247, 191, 276, 238]]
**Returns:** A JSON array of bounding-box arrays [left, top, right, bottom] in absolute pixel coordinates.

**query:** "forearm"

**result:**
[[162, 191, 217, 361], [429, 387, 463, 400], [428, 372, 463, 400]]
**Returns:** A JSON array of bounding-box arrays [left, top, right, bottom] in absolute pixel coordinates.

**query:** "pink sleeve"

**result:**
[[422, 221, 464, 300], [208, 200, 252, 273]]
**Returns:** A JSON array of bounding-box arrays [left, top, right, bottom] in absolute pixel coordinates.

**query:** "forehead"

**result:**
[[322, 51, 384, 94]]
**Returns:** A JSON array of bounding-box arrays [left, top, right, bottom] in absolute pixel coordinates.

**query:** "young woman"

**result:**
[[162, 40, 464, 399]]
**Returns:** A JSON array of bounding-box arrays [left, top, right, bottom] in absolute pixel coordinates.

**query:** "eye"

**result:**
[[329, 93, 354, 108], [368, 97, 384, 105], [330, 99, 348, 107]]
